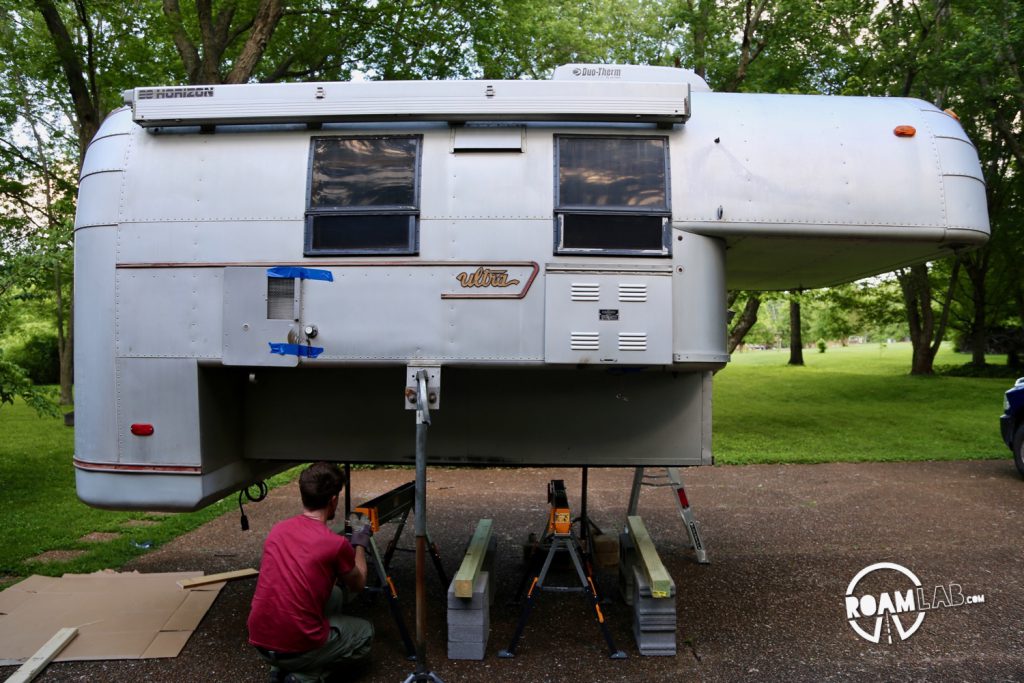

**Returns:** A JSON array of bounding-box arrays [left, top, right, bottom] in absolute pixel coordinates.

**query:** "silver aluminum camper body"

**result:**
[[74, 64, 988, 510]]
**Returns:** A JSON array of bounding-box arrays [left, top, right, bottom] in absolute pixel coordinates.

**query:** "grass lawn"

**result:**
[[0, 402, 297, 589], [713, 341, 1014, 464], [0, 341, 1014, 587]]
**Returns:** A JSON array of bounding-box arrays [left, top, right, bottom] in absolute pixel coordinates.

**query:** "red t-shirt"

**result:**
[[248, 515, 356, 653]]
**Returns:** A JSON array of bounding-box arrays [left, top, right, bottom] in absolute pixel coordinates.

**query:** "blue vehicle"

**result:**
[[1002, 377, 1024, 476]]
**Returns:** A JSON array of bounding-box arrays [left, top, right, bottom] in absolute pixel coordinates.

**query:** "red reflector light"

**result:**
[[676, 488, 690, 509], [130, 423, 154, 436], [894, 125, 916, 137]]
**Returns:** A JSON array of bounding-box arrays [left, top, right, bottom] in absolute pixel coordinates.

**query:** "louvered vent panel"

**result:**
[[618, 332, 648, 352], [619, 283, 648, 302], [571, 283, 600, 302], [570, 332, 600, 351], [267, 277, 295, 319]]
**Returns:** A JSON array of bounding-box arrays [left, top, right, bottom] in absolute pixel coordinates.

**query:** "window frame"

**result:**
[[304, 134, 423, 256], [553, 134, 672, 257]]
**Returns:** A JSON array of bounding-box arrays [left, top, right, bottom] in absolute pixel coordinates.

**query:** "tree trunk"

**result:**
[[727, 294, 761, 354], [962, 248, 989, 368], [897, 259, 960, 376], [34, 0, 101, 163], [59, 274, 73, 405], [788, 295, 804, 366]]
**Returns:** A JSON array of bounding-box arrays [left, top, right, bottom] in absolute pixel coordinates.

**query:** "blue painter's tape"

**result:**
[[268, 342, 324, 358], [266, 267, 334, 282]]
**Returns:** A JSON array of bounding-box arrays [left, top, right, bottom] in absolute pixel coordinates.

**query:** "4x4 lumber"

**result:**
[[454, 519, 493, 598], [4, 627, 77, 683], [626, 515, 673, 598], [177, 568, 258, 589]]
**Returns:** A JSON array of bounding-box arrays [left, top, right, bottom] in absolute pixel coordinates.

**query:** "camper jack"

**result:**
[[500, 480, 627, 660]]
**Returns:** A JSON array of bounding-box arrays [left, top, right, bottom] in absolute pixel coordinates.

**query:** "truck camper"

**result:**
[[73, 64, 988, 511]]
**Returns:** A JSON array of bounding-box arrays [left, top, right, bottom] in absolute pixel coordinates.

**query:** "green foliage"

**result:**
[[7, 332, 59, 384], [0, 353, 57, 416], [816, 339, 827, 354]]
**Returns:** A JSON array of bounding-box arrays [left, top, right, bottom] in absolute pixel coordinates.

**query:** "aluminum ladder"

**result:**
[[627, 467, 709, 564]]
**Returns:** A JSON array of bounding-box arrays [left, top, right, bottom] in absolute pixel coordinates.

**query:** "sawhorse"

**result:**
[[350, 482, 449, 660]]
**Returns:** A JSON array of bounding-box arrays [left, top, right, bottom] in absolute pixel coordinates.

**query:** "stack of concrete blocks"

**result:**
[[619, 531, 677, 656], [446, 536, 496, 660], [631, 565, 677, 656]]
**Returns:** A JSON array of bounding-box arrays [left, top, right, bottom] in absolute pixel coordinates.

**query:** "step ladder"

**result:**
[[627, 467, 708, 564]]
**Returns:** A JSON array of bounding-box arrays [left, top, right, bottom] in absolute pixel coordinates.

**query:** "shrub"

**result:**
[[816, 339, 827, 354], [7, 333, 60, 385]]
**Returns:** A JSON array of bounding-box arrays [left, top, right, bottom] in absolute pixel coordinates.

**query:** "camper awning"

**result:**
[[124, 79, 691, 129]]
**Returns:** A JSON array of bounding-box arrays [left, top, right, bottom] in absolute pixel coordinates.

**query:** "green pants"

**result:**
[[256, 586, 374, 683]]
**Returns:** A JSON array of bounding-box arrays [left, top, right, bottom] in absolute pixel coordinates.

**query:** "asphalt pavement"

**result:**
[[3, 460, 1023, 682]]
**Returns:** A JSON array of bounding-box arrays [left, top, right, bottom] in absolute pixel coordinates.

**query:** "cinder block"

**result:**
[[634, 626, 677, 649], [447, 605, 489, 628], [448, 639, 487, 660], [635, 615, 676, 632], [448, 571, 490, 610], [448, 622, 489, 643], [636, 601, 676, 616]]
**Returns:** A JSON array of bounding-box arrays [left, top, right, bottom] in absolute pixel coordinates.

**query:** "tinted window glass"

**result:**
[[309, 214, 414, 253], [310, 137, 418, 209], [561, 214, 665, 251], [558, 137, 667, 210]]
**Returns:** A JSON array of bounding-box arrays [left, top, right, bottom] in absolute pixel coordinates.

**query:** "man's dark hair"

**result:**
[[299, 462, 346, 510]]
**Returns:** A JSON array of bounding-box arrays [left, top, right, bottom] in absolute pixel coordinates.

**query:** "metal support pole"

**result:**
[[404, 370, 444, 683]]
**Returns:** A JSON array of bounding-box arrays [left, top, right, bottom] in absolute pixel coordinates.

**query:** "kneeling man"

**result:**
[[248, 462, 374, 682]]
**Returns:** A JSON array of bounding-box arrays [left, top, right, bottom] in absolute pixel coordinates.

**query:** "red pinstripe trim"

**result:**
[[115, 260, 541, 300], [73, 458, 202, 474]]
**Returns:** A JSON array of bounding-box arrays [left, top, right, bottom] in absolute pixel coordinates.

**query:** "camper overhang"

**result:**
[[123, 80, 692, 128]]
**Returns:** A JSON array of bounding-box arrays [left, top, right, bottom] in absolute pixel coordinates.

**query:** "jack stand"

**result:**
[[628, 467, 708, 564], [402, 369, 445, 683], [500, 480, 627, 660]]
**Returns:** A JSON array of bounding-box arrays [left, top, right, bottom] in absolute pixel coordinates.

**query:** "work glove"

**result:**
[[350, 524, 373, 550]]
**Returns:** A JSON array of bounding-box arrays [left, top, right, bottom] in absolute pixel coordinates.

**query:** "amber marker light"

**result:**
[[944, 108, 961, 121], [894, 125, 917, 137]]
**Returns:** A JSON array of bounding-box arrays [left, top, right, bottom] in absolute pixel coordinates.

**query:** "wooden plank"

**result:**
[[626, 516, 673, 598], [176, 568, 258, 589], [453, 519, 493, 598], [4, 627, 77, 683]]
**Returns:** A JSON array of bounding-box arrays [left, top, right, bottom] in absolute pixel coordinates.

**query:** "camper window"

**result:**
[[554, 136, 670, 256], [305, 136, 421, 255]]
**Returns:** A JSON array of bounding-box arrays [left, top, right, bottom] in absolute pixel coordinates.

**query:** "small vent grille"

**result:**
[[618, 332, 648, 351], [267, 277, 295, 319], [571, 283, 600, 302], [619, 283, 648, 302], [570, 332, 600, 351]]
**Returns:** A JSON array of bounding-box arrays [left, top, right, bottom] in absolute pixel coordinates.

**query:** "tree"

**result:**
[[788, 293, 804, 365], [727, 291, 761, 353], [896, 259, 960, 375]]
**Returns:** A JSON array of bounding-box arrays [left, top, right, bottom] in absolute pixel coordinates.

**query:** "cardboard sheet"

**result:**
[[0, 571, 225, 664]]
